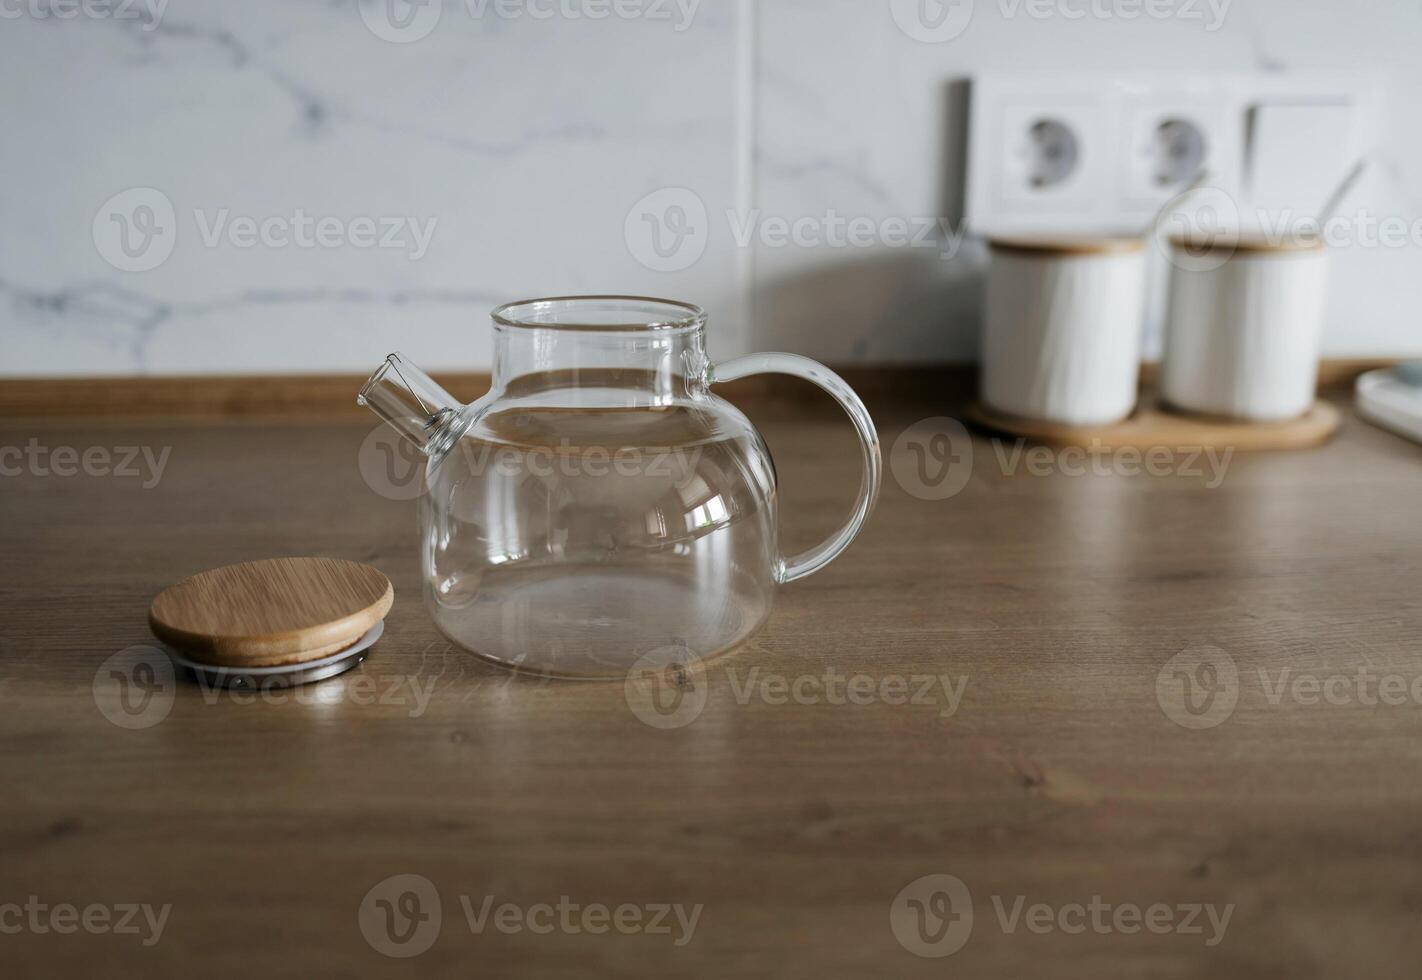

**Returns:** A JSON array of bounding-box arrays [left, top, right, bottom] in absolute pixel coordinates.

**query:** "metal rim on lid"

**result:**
[[163, 620, 384, 690]]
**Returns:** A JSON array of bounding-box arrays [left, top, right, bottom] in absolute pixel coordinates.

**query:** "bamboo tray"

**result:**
[[967, 399, 1342, 451]]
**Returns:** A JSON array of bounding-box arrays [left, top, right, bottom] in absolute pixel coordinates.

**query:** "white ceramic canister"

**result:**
[[981, 237, 1148, 426], [1161, 235, 1329, 421]]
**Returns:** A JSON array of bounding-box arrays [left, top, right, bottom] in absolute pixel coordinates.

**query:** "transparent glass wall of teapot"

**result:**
[[360, 296, 881, 678]]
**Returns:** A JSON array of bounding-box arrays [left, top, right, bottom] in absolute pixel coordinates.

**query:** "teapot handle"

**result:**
[[709, 353, 882, 584]]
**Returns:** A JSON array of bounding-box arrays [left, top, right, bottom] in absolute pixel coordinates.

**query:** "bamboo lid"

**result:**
[[149, 558, 394, 668], [1168, 233, 1326, 255], [987, 236, 1147, 258]]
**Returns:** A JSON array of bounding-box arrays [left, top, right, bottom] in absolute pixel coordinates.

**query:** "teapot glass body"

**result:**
[[360, 297, 880, 678]]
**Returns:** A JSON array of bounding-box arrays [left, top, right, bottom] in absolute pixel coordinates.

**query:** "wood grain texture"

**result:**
[[0, 362, 1392, 418], [148, 558, 393, 667], [969, 399, 1342, 451], [2, 392, 1422, 978], [0, 373, 397, 419]]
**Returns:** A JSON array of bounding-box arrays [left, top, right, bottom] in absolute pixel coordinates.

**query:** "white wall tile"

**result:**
[[753, 0, 1422, 362], [4, 0, 1422, 376], [0, 0, 746, 375]]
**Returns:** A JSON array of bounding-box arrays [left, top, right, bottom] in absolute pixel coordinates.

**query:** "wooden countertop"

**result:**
[[3, 395, 1422, 978]]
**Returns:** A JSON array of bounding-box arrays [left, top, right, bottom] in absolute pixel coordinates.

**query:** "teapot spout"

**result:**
[[358, 353, 463, 458]]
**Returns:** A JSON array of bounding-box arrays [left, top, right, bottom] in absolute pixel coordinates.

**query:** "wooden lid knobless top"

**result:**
[[149, 557, 394, 668], [987, 236, 1147, 258], [1168, 233, 1326, 256]]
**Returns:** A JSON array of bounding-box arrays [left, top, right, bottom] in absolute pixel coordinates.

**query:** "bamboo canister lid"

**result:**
[[149, 558, 394, 668], [987, 236, 1146, 258], [1168, 233, 1326, 256]]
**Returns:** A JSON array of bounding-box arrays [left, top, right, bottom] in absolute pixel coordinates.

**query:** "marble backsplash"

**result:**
[[2, 0, 1420, 376]]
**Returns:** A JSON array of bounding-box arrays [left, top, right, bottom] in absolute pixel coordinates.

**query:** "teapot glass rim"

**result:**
[[491, 295, 707, 333]]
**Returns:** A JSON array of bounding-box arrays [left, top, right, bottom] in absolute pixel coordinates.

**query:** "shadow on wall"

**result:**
[[753, 249, 985, 364], [752, 79, 985, 365]]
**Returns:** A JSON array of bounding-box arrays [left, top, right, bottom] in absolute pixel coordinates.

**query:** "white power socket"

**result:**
[[998, 99, 1107, 209], [965, 71, 1378, 235], [1121, 96, 1233, 208]]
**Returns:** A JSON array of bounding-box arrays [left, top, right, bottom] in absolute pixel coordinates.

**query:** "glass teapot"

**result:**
[[359, 296, 881, 678]]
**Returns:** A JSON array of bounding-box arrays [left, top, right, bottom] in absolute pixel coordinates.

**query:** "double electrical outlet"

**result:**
[[965, 71, 1378, 235]]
